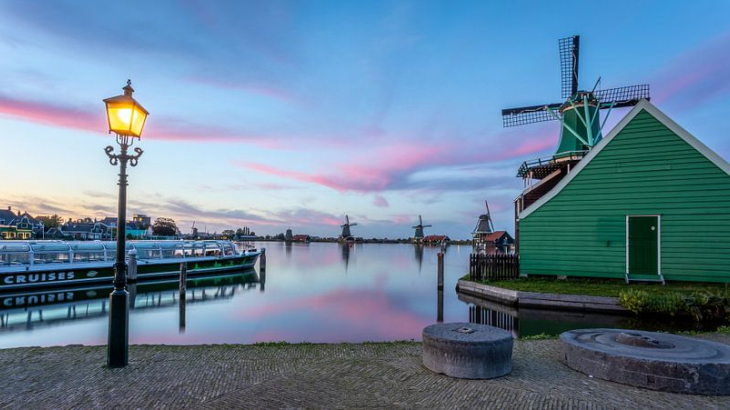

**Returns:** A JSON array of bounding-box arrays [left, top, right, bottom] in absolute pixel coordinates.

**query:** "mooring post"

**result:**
[[437, 252, 444, 290], [127, 249, 137, 282], [437, 289, 444, 323], [260, 247, 266, 271], [179, 290, 186, 334], [179, 262, 187, 294]]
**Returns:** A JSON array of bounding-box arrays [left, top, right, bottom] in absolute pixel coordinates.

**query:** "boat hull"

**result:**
[[0, 253, 260, 291]]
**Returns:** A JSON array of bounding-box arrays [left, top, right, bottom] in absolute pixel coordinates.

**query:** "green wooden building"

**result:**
[[517, 100, 730, 283]]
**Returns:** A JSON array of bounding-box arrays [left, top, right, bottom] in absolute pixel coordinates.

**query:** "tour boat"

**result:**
[[0, 240, 261, 291]]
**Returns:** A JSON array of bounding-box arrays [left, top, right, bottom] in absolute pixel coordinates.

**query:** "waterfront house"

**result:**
[[517, 100, 730, 283], [0, 207, 43, 239], [479, 231, 515, 255], [292, 234, 311, 243]]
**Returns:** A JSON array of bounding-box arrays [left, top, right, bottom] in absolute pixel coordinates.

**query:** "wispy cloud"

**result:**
[[653, 30, 730, 109], [372, 195, 389, 208]]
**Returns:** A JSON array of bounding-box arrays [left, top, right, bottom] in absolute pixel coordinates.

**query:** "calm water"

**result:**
[[0, 242, 714, 348], [0, 242, 471, 347]]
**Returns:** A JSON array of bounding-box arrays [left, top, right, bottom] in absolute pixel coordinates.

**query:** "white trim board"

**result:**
[[518, 99, 730, 219]]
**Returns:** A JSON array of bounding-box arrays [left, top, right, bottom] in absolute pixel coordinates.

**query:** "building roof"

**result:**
[[0, 209, 17, 224], [292, 234, 310, 240], [423, 235, 450, 242], [520, 100, 730, 219], [481, 230, 511, 242]]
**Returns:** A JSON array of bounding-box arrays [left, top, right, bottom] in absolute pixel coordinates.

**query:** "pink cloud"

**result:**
[[238, 131, 554, 193], [0, 94, 102, 132], [652, 31, 730, 108], [372, 195, 389, 208]]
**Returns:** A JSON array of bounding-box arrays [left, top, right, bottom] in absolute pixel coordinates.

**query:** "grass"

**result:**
[[463, 275, 729, 298]]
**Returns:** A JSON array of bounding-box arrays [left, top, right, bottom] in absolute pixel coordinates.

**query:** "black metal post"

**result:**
[[105, 134, 143, 368]]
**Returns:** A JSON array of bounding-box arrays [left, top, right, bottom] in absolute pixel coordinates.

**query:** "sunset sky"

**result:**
[[1, 1, 729, 238]]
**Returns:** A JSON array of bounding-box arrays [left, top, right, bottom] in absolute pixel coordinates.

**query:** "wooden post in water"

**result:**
[[437, 289, 443, 323], [127, 249, 137, 282], [179, 262, 187, 333], [260, 247, 266, 271], [437, 252, 444, 290]]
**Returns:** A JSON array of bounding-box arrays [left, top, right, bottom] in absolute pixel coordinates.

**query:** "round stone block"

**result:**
[[560, 328, 730, 395], [422, 322, 513, 379]]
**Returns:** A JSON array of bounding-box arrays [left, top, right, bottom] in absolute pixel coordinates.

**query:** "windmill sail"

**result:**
[[559, 36, 580, 99]]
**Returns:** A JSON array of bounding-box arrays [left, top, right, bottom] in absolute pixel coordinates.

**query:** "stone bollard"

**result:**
[[437, 252, 444, 290], [423, 323, 513, 379], [260, 247, 266, 271], [127, 249, 138, 282]]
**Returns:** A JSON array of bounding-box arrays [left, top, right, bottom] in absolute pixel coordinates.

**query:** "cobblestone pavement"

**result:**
[[1, 335, 729, 409]]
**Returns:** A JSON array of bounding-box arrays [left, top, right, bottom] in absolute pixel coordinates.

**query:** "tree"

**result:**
[[221, 229, 235, 239], [152, 217, 179, 236], [37, 214, 64, 231]]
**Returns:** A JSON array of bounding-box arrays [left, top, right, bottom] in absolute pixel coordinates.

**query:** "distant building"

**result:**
[[285, 228, 293, 241], [61, 222, 109, 240], [423, 235, 450, 245], [0, 207, 44, 240], [292, 234, 311, 243], [479, 231, 514, 255], [132, 214, 151, 229]]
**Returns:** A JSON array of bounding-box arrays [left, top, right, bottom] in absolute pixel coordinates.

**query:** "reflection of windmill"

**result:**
[[339, 215, 357, 242], [505, 36, 651, 250], [414, 243, 424, 272], [341, 243, 350, 270], [412, 215, 432, 244]]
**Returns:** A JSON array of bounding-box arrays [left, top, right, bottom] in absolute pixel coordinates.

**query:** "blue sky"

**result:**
[[1, 1, 729, 238]]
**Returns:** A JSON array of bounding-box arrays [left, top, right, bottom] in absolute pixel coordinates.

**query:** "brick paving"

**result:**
[[1, 335, 729, 409]]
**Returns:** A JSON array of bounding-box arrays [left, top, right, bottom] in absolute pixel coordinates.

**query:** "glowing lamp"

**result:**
[[103, 80, 149, 138]]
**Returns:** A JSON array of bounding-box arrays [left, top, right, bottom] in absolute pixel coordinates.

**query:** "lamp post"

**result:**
[[103, 80, 148, 368]]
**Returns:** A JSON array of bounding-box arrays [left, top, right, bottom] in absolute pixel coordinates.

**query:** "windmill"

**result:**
[[472, 201, 495, 253], [339, 215, 357, 241], [502, 35, 650, 180], [412, 215, 432, 243]]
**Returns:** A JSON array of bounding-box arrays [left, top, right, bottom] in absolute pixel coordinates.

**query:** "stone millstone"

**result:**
[[422, 322, 513, 379], [560, 328, 730, 395]]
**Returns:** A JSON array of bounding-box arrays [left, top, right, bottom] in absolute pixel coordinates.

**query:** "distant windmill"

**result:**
[[339, 215, 357, 241], [473, 201, 494, 236], [502, 35, 650, 180], [412, 215, 432, 243]]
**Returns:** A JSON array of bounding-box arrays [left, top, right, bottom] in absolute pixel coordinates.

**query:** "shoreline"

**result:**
[[457, 279, 629, 313]]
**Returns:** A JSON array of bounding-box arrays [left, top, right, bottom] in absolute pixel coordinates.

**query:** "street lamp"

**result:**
[[103, 79, 148, 368]]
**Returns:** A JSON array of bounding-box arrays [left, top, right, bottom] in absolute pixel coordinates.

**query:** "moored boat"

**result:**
[[0, 240, 260, 291]]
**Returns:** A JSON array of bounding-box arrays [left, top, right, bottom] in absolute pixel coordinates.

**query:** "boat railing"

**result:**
[[0, 240, 245, 268]]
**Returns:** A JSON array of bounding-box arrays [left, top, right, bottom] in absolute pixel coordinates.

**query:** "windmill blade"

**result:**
[[594, 84, 650, 108], [502, 103, 563, 127], [423, 224, 433, 228], [559, 35, 580, 99], [350, 223, 358, 227]]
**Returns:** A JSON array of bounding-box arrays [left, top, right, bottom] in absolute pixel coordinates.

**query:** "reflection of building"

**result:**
[[341, 243, 350, 269]]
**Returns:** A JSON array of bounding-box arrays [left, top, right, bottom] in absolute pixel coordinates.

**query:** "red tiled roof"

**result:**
[[423, 235, 449, 242], [482, 231, 507, 242]]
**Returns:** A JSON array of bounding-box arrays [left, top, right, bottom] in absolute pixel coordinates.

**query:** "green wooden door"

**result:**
[[628, 216, 659, 276]]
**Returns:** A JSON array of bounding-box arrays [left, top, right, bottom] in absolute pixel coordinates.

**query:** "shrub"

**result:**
[[618, 289, 730, 322]]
